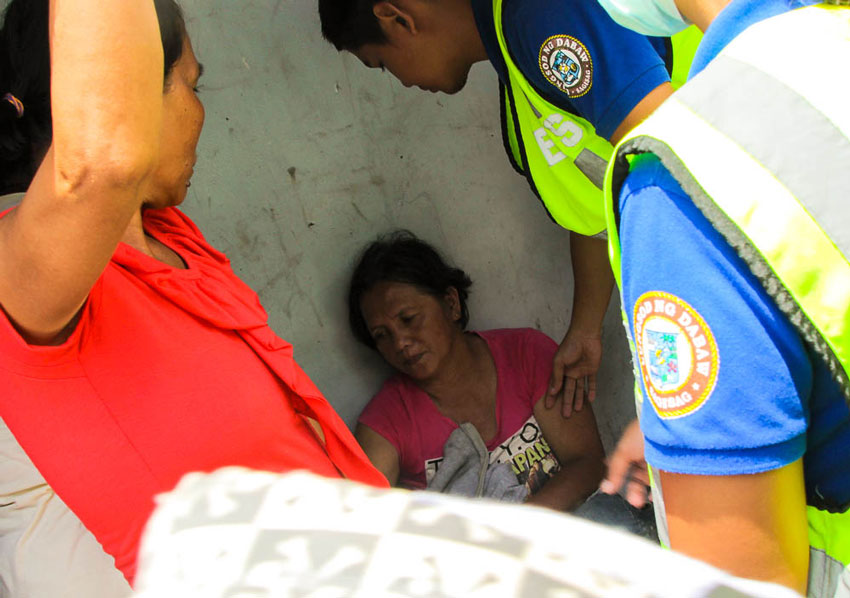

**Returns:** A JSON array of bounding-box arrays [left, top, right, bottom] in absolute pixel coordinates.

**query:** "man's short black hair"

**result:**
[[319, 0, 387, 51]]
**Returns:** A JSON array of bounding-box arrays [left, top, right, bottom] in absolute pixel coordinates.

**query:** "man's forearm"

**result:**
[[525, 456, 605, 512], [569, 232, 615, 334]]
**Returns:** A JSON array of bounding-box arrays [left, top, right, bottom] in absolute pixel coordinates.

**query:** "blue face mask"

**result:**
[[597, 0, 691, 37]]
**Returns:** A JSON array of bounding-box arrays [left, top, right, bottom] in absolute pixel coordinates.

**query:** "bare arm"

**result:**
[[599, 418, 652, 508], [660, 461, 809, 594], [609, 82, 674, 145], [0, 0, 164, 342], [545, 82, 675, 413], [354, 423, 400, 486], [547, 233, 613, 417], [525, 396, 605, 511]]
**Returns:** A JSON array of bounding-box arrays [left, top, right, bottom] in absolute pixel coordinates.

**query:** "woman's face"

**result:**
[[360, 281, 463, 383], [144, 36, 205, 208]]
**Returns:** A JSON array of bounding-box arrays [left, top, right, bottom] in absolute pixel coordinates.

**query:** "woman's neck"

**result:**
[[419, 331, 494, 408], [121, 209, 186, 269], [120, 210, 150, 253]]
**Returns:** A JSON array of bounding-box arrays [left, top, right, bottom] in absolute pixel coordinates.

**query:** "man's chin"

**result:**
[[445, 71, 472, 95], [446, 77, 469, 94]]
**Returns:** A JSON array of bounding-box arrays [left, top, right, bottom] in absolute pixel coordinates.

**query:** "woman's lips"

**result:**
[[404, 353, 424, 367]]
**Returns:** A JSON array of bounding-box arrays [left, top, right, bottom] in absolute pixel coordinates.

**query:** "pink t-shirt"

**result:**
[[359, 328, 560, 491]]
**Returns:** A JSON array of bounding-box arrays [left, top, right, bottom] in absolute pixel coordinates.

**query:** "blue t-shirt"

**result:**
[[471, 0, 671, 141], [689, 0, 817, 78], [618, 0, 850, 508]]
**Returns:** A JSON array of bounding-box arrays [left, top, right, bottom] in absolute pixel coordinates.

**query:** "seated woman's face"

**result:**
[[360, 281, 462, 382], [144, 36, 205, 209]]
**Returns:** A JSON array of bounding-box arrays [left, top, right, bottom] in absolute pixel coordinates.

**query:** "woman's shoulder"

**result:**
[[477, 327, 557, 348], [358, 375, 425, 435], [478, 328, 558, 372], [143, 206, 204, 238], [369, 374, 422, 406]]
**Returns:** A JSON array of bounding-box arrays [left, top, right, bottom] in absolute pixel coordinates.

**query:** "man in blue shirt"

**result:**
[[318, 0, 680, 416], [599, 0, 850, 594]]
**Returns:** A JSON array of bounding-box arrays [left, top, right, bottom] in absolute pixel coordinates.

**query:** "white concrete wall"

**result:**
[[3, 0, 636, 450]]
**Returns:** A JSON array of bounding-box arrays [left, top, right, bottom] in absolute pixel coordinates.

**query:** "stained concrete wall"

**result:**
[[3, 0, 636, 450]]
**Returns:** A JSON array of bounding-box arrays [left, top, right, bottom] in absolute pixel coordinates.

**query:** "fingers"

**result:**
[[586, 374, 597, 403], [601, 464, 651, 508], [600, 457, 629, 496], [546, 360, 565, 409], [561, 375, 576, 418], [600, 420, 650, 506], [600, 429, 640, 495], [573, 377, 585, 413], [624, 464, 652, 508], [625, 484, 651, 508]]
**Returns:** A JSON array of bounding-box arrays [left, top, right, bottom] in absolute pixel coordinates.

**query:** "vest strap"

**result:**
[[611, 28, 850, 406]]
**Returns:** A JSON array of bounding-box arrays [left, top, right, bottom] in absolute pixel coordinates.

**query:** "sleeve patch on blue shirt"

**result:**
[[633, 291, 720, 419], [538, 35, 593, 98]]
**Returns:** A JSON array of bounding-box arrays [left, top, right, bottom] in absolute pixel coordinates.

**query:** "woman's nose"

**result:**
[[392, 331, 412, 352]]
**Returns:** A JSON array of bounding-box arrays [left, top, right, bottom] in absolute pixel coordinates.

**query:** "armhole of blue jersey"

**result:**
[[498, 8, 558, 225], [609, 148, 649, 236], [499, 81, 524, 176], [663, 37, 674, 77], [501, 78, 557, 225]]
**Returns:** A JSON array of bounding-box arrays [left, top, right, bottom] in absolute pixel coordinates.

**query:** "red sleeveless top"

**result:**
[[0, 207, 387, 583]]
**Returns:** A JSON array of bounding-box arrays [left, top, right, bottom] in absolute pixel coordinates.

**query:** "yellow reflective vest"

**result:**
[[604, 4, 850, 596], [494, 0, 700, 236]]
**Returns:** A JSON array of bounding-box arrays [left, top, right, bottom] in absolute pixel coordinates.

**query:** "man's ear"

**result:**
[[373, 1, 418, 36]]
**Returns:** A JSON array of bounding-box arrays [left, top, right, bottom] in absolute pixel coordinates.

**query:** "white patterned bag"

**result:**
[[135, 468, 799, 598]]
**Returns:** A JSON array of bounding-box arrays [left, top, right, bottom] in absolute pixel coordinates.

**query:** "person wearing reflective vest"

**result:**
[[318, 0, 698, 417], [600, 0, 850, 595]]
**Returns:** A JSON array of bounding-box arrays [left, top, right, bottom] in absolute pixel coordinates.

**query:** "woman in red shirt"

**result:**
[[0, 0, 386, 586]]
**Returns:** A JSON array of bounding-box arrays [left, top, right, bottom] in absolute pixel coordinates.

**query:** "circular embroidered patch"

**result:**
[[538, 35, 593, 98], [633, 291, 720, 419]]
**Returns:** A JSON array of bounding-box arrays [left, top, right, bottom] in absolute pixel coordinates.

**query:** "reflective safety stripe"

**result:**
[[574, 149, 608, 190], [648, 464, 671, 549], [809, 507, 850, 598], [719, 4, 850, 141], [810, 550, 849, 598], [679, 58, 850, 257], [809, 508, 850, 570], [518, 91, 609, 189]]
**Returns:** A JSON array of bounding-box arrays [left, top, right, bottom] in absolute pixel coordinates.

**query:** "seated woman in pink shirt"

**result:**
[[348, 231, 605, 512]]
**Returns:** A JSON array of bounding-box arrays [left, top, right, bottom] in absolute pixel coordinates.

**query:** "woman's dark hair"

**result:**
[[348, 230, 473, 350], [318, 0, 386, 52], [0, 0, 186, 195]]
